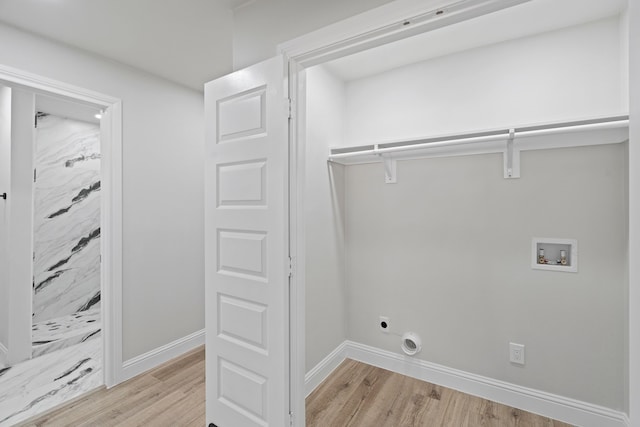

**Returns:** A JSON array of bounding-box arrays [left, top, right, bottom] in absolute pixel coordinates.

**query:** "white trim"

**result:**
[[304, 340, 629, 426], [278, 0, 530, 67], [100, 101, 123, 388], [0, 342, 8, 366], [628, 0, 640, 424], [0, 64, 123, 388], [120, 329, 205, 382], [0, 64, 120, 106], [338, 340, 627, 427], [304, 341, 348, 397], [288, 58, 307, 424]]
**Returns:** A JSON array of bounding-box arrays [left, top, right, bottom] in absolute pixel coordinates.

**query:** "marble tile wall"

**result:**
[[32, 113, 101, 324]]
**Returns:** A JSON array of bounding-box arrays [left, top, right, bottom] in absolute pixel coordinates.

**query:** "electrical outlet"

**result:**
[[509, 342, 525, 365], [379, 316, 390, 333]]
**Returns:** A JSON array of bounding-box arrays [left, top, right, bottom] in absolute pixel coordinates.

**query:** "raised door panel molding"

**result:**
[[218, 294, 268, 355], [217, 86, 267, 143], [217, 160, 267, 207], [217, 229, 267, 282], [218, 357, 268, 426]]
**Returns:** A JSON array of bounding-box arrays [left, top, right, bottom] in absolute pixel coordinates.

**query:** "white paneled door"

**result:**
[[204, 56, 290, 427]]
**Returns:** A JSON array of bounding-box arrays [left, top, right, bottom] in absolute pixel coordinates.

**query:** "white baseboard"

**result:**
[[306, 340, 628, 427], [304, 341, 348, 396], [120, 329, 204, 383], [0, 341, 8, 367]]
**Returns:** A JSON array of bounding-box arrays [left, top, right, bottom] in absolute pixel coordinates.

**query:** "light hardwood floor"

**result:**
[[306, 359, 574, 427], [23, 347, 572, 427], [20, 347, 205, 427]]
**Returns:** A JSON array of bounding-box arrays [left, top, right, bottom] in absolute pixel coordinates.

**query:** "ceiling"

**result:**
[[0, 0, 234, 91], [0, 0, 628, 90], [325, 0, 628, 81]]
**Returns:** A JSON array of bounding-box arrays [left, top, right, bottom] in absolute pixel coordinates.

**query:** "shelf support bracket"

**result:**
[[504, 128, 520, 179], [380, 155, 397, 184]]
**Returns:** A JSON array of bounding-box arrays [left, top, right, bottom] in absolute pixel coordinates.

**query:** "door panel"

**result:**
[[205, 56, 289, 427], [217, 160, 267, 207]]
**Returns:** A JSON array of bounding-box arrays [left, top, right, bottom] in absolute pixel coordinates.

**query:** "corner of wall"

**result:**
[[624, 139, 630, 416], [0, 342, 8, 367], [304, 64, 349, 371], [119, 329, 204, 384], [620, 7, 630, 113]]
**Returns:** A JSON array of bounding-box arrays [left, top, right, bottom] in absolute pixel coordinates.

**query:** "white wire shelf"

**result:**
[[328, 115, 629, 182]]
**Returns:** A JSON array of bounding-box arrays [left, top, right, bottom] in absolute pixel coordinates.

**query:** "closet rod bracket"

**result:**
[[504, 128, 520, 179], [379, 152, 397, 184]]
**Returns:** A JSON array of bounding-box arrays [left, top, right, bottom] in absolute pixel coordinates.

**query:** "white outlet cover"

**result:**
[[509, 342, 525, 365]]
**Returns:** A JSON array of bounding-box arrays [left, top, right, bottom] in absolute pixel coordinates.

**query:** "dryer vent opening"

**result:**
[[401, 332, 421, 356]]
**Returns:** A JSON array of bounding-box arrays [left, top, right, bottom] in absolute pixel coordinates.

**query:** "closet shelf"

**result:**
[[328, 115, 629, 182]]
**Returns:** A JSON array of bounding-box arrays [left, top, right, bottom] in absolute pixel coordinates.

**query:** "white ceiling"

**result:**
[[325, 0, 627, 81], [0, 0, 234, 91], [0, 0, 628, 90]]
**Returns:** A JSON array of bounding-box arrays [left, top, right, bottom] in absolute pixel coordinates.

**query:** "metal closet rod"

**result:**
[[329, 115, 629, 160]]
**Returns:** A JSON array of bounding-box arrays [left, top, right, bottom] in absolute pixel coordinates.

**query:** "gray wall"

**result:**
[[0, 22, 204, 361], [305, 65, 347, 371], [344, 17, 624, 144], [344, 144, 627, 409]]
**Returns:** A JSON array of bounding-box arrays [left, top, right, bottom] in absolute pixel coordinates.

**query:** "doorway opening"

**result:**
[[204, 1, 630, 425], [291, 0, 629, 425], [0, 68, 122, 425], [32, 96, 102, 361]]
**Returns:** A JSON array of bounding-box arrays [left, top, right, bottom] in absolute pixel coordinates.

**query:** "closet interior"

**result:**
[[303, 0, 629, 417]]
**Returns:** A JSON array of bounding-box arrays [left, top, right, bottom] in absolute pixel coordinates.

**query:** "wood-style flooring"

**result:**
[[306, 359, 574, 427], [20, 347, 205, 427], [23, 346, 573, 427]]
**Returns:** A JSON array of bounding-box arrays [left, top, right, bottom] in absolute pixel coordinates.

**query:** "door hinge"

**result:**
[[287, 98, 294, 119], [288, 256, 295, 277]]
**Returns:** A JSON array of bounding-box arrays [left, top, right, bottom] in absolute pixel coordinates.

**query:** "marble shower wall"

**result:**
[[32, 113, 101, 324]]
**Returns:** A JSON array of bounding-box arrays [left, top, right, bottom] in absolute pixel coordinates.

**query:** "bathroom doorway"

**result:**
[[32, 96, 102, 361], [0, 70, 122, 425]]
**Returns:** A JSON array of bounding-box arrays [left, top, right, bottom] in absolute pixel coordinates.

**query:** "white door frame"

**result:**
[[0, 63, 123, 388], [278, 0, 635, 424]]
